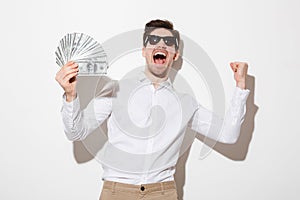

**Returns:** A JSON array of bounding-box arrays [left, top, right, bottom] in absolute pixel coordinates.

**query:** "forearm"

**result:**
[[61, 95, 99, 141], [191, 87, 250, 144], [215, 87, 250, 143]]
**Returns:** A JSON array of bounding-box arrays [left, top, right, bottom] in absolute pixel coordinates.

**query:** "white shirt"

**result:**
[[61, 72, 250, 185]]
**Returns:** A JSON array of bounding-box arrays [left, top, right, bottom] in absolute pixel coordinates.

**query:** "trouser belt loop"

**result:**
[[161, 182, 165, 195], [111, 182, 116, 193]]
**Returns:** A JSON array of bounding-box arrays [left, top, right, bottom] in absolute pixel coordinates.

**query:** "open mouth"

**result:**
[[153, 50, 167, 65]]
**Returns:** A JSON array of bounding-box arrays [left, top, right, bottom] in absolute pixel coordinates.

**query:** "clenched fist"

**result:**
[[55, 61, 79, 102], [230, 62, 248, 89]]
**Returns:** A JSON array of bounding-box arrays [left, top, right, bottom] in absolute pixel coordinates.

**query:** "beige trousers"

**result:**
[[99, 180, 178, 200]]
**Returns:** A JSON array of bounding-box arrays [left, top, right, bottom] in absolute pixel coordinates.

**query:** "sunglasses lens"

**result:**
[[163, 37, 176, 46], [148, 35, 160, 45]]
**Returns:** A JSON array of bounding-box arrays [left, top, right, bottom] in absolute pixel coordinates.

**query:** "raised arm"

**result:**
[[189, 62, 250, 144], [55, 61, 111, 141]]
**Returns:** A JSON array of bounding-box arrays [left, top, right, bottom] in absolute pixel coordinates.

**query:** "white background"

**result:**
[[0, 0, 299, 199]]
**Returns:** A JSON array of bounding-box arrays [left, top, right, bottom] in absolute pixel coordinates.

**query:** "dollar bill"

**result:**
[[55, 32, 108, 76]]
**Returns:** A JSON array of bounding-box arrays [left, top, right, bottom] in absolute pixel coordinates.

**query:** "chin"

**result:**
[[149, 64, 169, 78]]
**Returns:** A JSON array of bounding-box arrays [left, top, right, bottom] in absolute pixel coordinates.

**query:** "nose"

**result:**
[[156, 44, 167, 50], [156, 39, 167, 49]]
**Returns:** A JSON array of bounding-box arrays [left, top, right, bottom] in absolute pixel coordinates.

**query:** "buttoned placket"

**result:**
[[141, 85, 158, 183], [135, 73, 174, 184]]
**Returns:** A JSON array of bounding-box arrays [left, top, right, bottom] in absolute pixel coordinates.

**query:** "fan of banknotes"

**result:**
[[55, 32, 108, 76]]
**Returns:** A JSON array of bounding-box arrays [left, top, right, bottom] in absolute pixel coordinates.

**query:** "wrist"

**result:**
[[65, 92, 77, 102], [236, 81, 246, 90]]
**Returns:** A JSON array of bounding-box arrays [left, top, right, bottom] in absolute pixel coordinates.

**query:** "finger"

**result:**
[[65, 60, 75, 66], [233, 62, 248, 68], [59, 63, 78, 75], [62, 71, 78, 84], [230, 62, 238, 72], [56, 66, 78, 83], [56, 62, 78, 77], [60, 63, 78, 74], [63, 62, 78, 71], [61, 67, 79, 80]]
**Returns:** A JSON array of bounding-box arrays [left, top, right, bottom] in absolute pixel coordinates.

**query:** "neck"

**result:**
[[144, 69, 168, 89]]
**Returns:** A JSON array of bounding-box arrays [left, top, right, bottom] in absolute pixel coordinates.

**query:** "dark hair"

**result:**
[[143, 19, 180, 50]]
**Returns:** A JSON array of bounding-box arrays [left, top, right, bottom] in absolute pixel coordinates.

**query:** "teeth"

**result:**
[[154, 52, 166, 56]]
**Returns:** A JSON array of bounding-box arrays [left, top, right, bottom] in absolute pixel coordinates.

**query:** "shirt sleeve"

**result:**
[[60, 94, 112, 141], [189, 87, 250, 144]]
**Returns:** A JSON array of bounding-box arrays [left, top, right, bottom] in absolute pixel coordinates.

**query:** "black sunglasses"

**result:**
[[144, 35, 178, 49]]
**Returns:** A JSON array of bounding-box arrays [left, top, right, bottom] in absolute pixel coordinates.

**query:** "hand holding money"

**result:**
[[55, 61, 78, 102], [54, 32, 108, 101]]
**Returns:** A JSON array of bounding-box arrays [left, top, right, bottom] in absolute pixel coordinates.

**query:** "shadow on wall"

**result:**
[[195, 75, 258, 160], [174, 75, 258, 200], [71, 68, 258, 200], [73, 76, 110, 163]]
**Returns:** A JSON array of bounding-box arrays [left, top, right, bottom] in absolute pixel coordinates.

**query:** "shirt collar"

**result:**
[[138, 71, 173, 89]]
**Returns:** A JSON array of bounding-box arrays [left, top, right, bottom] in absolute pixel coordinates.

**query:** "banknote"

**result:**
[[55, 32, 108, 76]]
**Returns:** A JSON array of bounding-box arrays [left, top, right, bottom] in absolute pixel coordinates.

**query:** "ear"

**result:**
[[142, 47, 146, 57], [173, 51, 180, 61]]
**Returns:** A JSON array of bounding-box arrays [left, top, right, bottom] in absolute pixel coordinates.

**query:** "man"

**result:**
[[55, 19, 249, 200]]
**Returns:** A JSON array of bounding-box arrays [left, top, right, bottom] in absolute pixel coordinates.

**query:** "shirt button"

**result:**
[[140, 186, 145, 191]]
